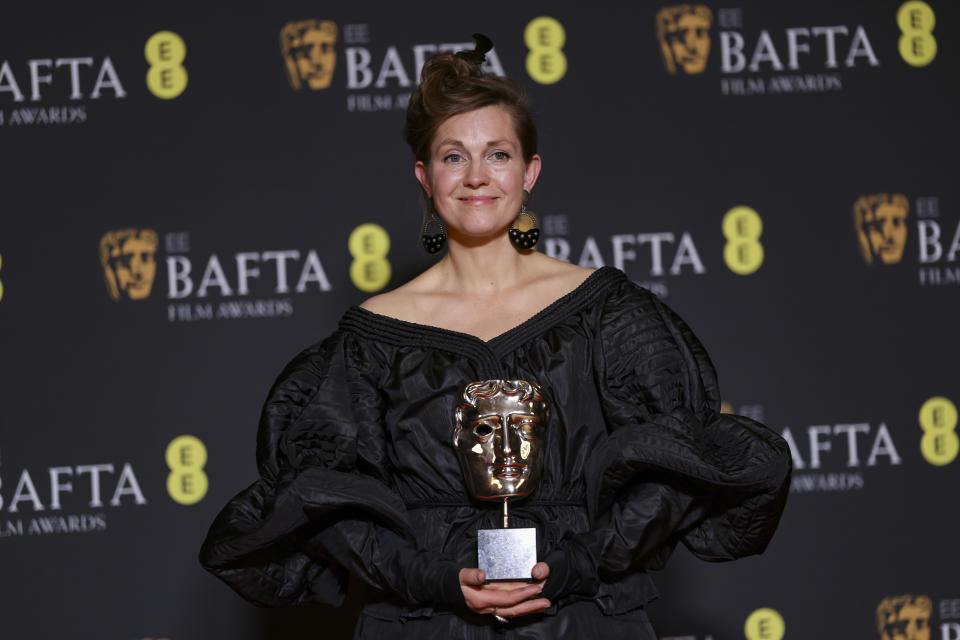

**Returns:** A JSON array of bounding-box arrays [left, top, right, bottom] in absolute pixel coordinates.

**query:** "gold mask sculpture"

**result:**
[[453, 379, 550, 501]]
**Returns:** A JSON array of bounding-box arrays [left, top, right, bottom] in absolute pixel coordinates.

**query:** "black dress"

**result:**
[[199, 266, 791, 638]]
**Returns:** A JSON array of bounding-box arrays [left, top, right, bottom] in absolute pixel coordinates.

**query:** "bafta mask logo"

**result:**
[[99, 229, 158, 301], [656, 5, 713, 75], [453, 380, 551, 500], [877, 595, 932, 640], [280, 19, 339, 91], [854, 193, 909, 265]]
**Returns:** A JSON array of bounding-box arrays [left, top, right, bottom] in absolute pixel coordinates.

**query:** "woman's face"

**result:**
[[415, 104, 540, 243]]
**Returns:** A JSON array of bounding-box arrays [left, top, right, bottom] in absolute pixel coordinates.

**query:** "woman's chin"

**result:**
[[445, 221, 514, 245], [448, 232, 511, 248]]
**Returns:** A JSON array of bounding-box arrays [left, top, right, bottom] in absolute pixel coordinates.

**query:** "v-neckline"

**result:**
[[342, 267, 622, 358]]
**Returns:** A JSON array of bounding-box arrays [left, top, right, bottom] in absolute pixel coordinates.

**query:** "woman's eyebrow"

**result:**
[[434, 137, 463, 149], [434, 138, 518, 149]]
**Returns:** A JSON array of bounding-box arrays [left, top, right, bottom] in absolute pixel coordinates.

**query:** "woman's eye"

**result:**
[[443, 153, 464, 164], [490, 151, 510, 161]]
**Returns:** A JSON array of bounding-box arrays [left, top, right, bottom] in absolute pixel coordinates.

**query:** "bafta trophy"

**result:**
[[453, 379, 551, 581]]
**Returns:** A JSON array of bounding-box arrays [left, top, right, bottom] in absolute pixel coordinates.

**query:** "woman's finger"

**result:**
[[485, 580, 535, 591], [531, 561, 549, 581], [469, 583, 543, 608], [490, 597, 552, 619], [459, 568, 486, 587]]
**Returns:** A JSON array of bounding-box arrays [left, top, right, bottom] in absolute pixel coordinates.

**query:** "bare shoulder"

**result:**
[[358, 268, 439, 319], [530, 254, 596, 293], [358, 288, 405, 317]]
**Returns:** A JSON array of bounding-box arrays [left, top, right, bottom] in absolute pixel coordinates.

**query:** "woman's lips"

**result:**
[[458, 196, 497, 205]]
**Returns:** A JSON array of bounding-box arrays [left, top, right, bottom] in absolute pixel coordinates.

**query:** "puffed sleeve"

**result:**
[[198, 332, 463, 609], [541, 283, 791, 605]]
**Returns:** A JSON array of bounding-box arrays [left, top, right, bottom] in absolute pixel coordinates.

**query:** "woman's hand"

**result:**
[[459, 562, 551, 621]]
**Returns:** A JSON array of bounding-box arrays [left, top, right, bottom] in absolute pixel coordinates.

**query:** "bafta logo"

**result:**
[[99, 229, 158, 301], [854, 193, 909, 265], [877, 595, 932, 640], [280, 19, 339, 91], [656, 5, 713, 75]]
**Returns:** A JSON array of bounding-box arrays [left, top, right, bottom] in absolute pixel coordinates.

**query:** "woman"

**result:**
[[200, 37, 791, 638]]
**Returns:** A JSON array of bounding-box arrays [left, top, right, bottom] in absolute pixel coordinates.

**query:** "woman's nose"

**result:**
[[463, 162, 488, 188]]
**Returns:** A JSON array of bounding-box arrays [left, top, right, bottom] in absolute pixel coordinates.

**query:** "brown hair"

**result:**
[[404, 52, 537, 164]]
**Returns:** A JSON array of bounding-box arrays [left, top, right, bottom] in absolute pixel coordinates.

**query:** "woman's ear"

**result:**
[[414, 161, 432, 198], [523, 154, 542, 193]]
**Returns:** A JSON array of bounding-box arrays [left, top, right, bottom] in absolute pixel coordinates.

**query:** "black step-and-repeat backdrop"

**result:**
[[2, 1, 958, 638]]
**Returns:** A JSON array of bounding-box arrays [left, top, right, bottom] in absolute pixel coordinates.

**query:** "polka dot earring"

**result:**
[[508, 190, 540, 251], [421, 199, 447, 254]]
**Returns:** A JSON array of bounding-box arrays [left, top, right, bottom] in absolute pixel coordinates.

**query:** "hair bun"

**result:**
[[455, 33, 493, 67]]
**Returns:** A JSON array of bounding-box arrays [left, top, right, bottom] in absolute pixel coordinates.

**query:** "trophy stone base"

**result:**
[[477, 527, 537, 581]]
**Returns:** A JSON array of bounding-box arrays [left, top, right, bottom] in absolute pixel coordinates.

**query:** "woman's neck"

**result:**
[[436, 234, 536, 296]]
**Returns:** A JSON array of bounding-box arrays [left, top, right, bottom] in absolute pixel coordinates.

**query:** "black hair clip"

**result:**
[[455, 33, 493, 66]]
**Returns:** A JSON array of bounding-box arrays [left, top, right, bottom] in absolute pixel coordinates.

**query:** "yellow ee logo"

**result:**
[[723, 206, 764, 275], [146, 31, 188, 99], [744, 607, 785, 640], [524, 17, 567, 85], [165, 435, 208, 505], [897, 1, 937, 67], [349, 223, 391, 293], [919, 396, 959, 466]]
